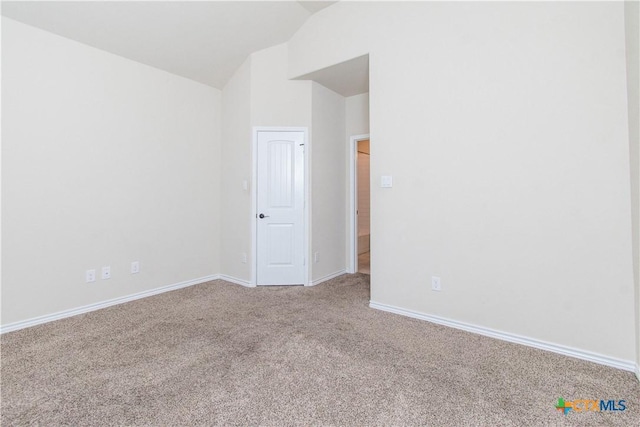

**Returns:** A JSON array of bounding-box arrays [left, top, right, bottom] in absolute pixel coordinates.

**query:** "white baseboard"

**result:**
[[218, 274, 254, 287], [369, 301, 636, 373], [1, 274, 221, 334], [308, 269, 347, 286], [636, 365, 640, 382]]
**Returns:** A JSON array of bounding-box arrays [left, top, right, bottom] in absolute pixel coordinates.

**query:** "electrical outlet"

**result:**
[[241, 252, 247, 264], [431, 276, 441, 291], [101, 266, 111, 280], [314, 252, 319, 263], [131, 261, 140, 274], [86, 269, 96, 283]]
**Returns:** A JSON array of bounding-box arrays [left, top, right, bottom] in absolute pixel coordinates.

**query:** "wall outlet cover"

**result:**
[[431, 276, 441, 291], [86, 269, 96, 283]]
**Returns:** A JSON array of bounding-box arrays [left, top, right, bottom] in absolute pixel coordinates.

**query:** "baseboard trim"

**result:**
[[218, 274, 254, 288], [1, 274, 221, 334], [308, 269, 347, 286], [369, 301, 636, 373], [636, 365, 640, 382]]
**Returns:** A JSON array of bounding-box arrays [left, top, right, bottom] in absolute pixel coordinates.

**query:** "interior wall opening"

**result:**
[[357, 139, 371, 274]]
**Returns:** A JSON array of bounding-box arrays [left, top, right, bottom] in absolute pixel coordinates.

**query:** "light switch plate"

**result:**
[[381, 175, 393, 188]]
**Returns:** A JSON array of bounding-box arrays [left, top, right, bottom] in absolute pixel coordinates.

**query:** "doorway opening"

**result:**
[[349, 134, 371, 274]]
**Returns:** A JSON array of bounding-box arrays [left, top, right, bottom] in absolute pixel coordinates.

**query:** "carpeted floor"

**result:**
[[1, 274, 639, 426]]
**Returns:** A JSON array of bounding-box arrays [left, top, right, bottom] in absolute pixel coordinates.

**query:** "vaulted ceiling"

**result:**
[[1, 1, 338, 88]]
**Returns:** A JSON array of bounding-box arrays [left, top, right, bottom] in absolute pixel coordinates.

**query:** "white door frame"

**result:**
[[348, 134, 370, 274], [251, 127, 310, 286]]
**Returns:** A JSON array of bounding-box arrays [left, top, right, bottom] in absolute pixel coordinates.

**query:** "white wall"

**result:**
[[221, 43, 350, 285], [346, 93, 370, 262], [1, 17, 4, 308], [242, 43, 347, 283], [220, 43, 313, 283], [346, 93, 370, 138], [1, 18, 221, 325], [253, 43, 310, 284], [251, 44, 312, 128], [289, 2, 636, 363], [220, 57, 252, 282], [624, 0, 640, 376], [251, 44, 313, 283], [223, 43, 350, 284], [311, 83, 346, 281]]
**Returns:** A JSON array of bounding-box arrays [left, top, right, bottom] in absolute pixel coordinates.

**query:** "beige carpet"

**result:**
[[1, 274, 638, 426]]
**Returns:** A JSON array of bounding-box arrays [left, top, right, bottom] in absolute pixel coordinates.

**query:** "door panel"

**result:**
[[266, 224, 294, 265], [257, 131, 304, 285]]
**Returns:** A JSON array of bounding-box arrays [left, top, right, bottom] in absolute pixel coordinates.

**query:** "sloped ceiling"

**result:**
[[297, 1, 338, 14], [1, 1, 337, 89], [294, 54, 369, 97]]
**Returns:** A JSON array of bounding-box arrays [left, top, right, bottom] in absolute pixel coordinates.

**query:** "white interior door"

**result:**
[[256, 131, 305, 285]]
